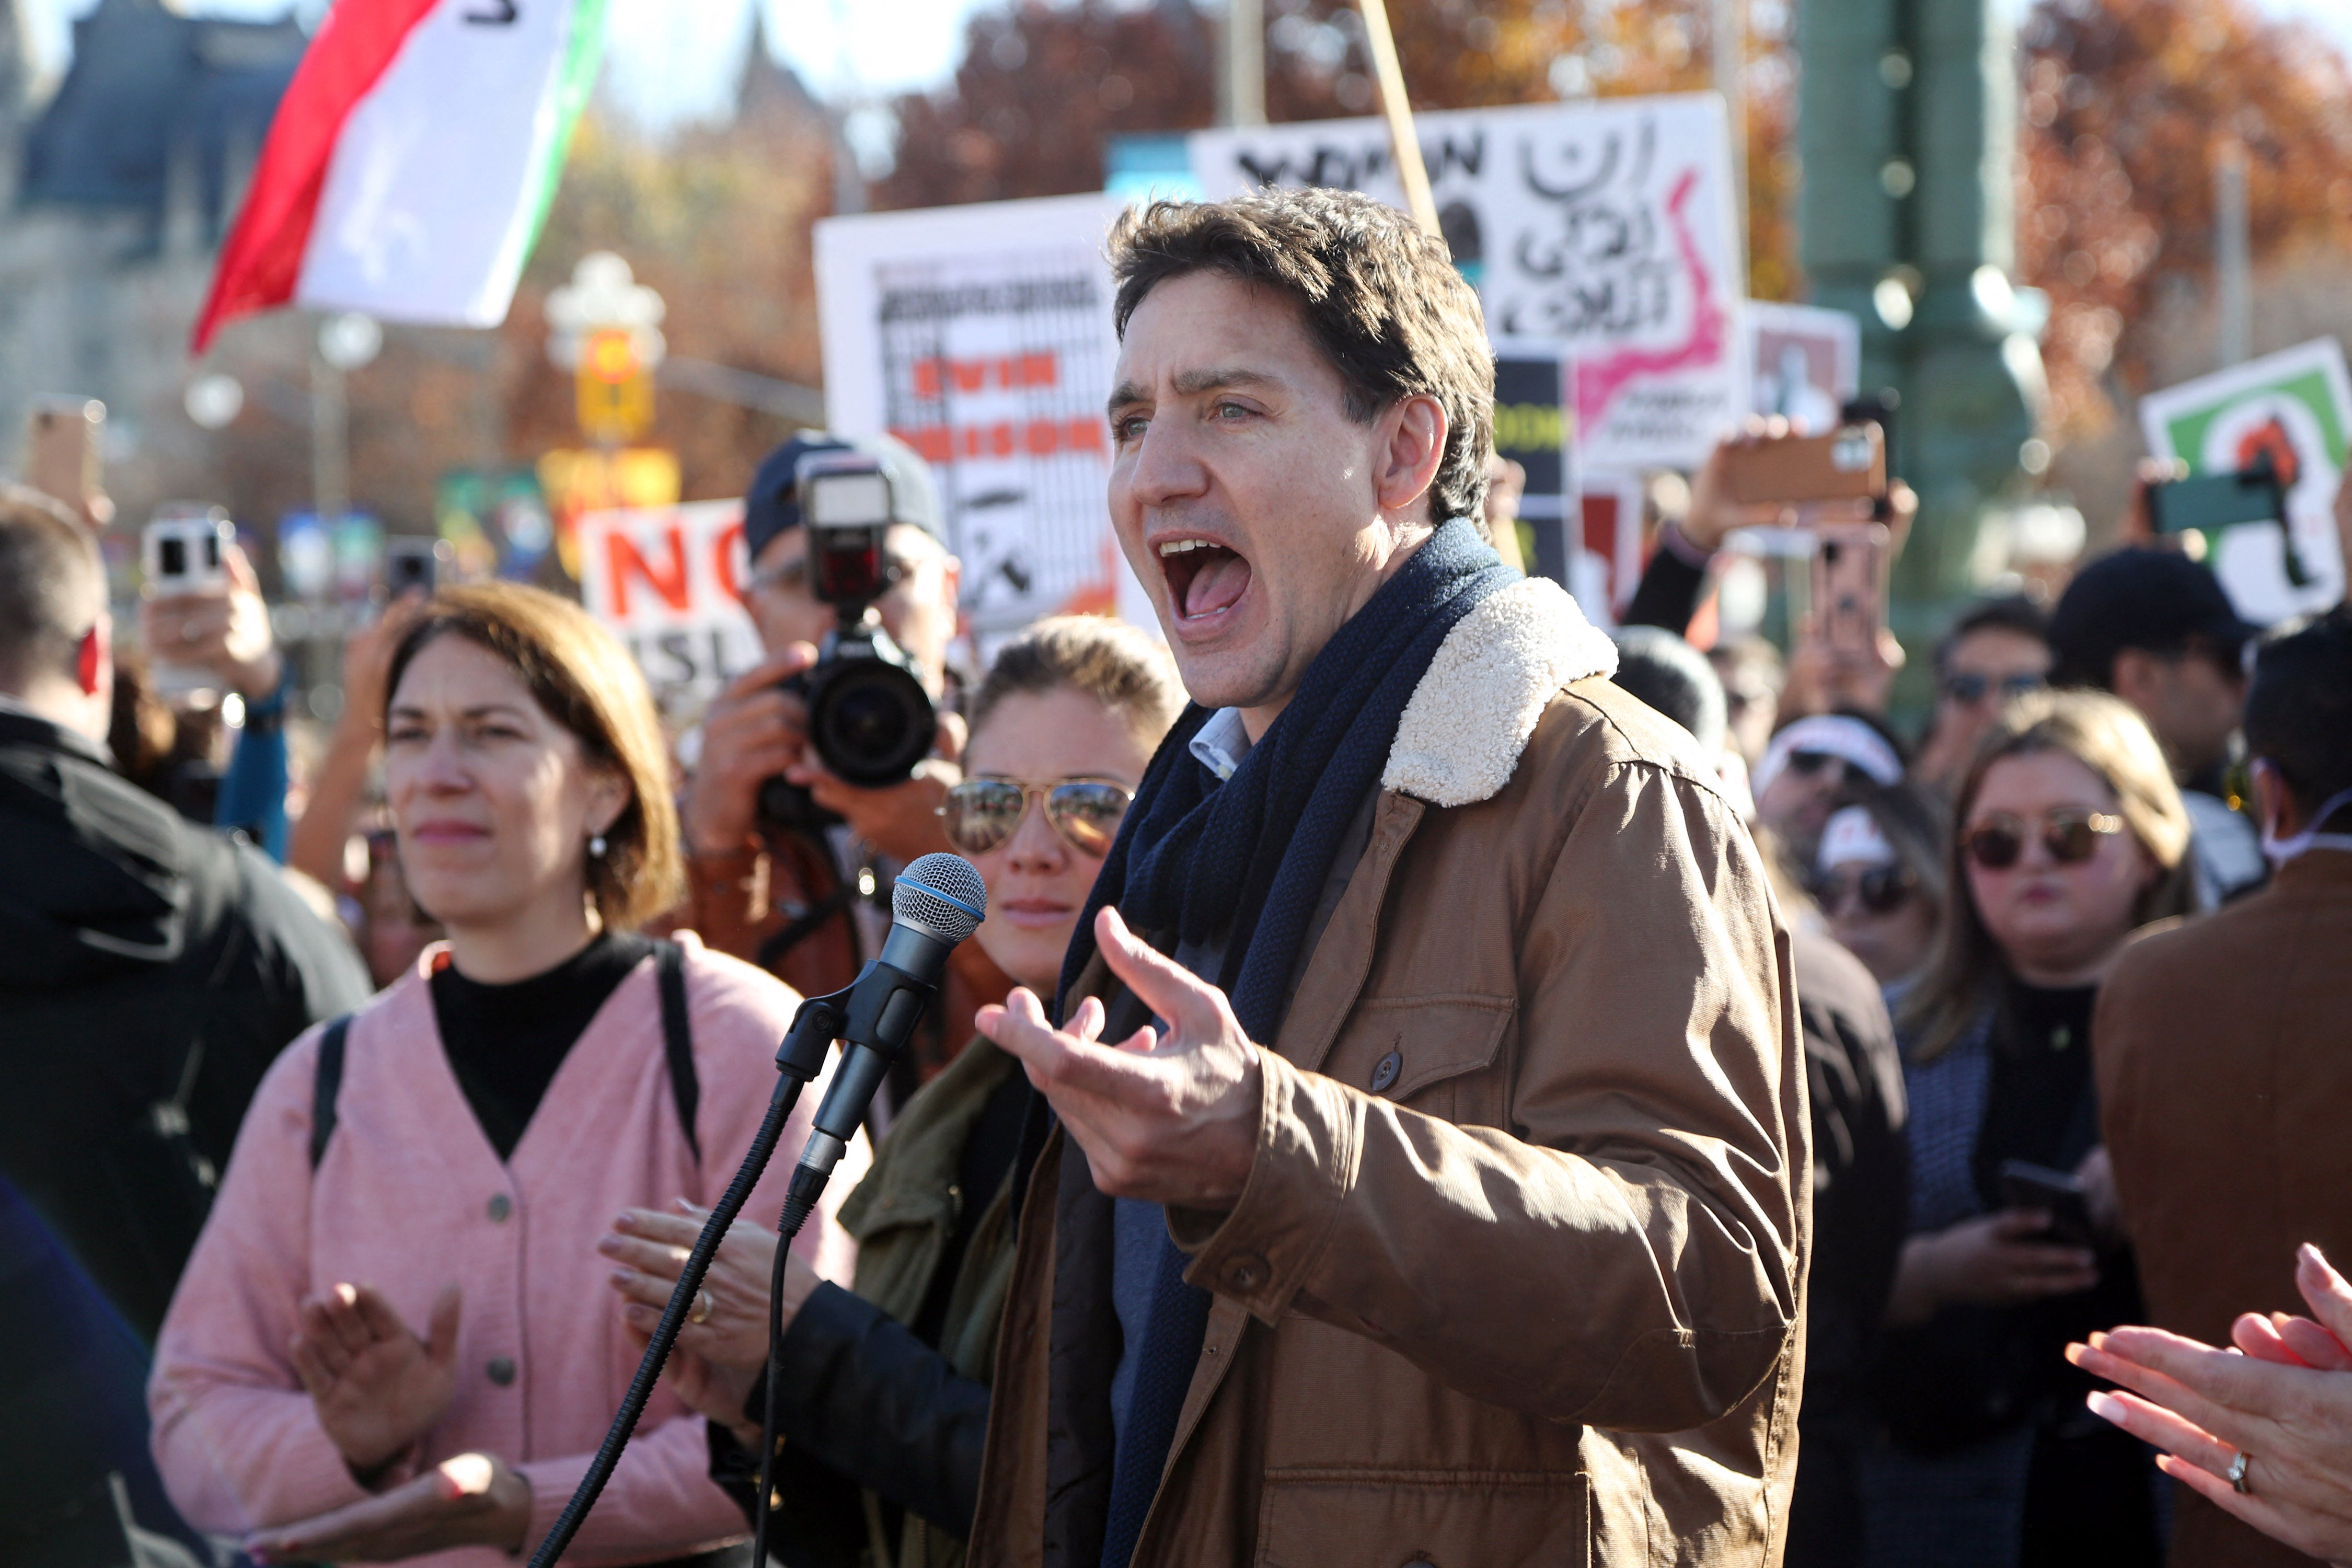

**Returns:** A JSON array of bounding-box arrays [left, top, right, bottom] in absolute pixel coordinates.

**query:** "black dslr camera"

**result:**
[[758, 452, 937, 827]]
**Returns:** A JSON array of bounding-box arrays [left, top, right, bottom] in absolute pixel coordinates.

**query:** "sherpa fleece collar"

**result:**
[[1382, 576, 1618, 808]]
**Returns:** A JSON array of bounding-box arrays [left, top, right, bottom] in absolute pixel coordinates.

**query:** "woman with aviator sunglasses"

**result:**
[[1861, 691, 2192, 1568], [602, 617, 1181, 1568]]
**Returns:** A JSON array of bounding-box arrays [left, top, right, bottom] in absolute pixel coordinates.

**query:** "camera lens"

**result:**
[[811, 660, 935, 787]]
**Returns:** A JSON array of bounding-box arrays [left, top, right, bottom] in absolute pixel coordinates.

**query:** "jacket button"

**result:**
[[486, 1356, 516, 1386], [1370, 1050, 1402, 1093], [487, 1193, 512, 1223], [1224, 1254, 1268, 1292]]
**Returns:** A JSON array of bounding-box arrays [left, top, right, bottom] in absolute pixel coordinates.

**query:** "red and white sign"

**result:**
[[574, 500, 758, 697]]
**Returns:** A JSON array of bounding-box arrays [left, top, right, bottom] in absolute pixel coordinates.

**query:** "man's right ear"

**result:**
[[76, 616, 109, 698]]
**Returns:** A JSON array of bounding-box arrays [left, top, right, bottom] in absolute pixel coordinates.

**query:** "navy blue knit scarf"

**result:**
[[1055, 516, 1513, 1042], [1057, 518, 1513, 1568]]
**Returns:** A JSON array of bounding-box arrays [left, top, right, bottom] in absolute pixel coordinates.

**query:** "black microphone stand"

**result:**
[[522, 988, 849, 1568]]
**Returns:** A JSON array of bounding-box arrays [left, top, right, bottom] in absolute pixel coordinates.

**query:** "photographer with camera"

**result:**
[[684, 433, 1009, 1094]]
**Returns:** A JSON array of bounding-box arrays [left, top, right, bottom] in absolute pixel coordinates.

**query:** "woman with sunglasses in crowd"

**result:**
[[1810, 783, 1949, 993], [602, 616, 1181, 1567], [1860, 690, 2193, 1568]]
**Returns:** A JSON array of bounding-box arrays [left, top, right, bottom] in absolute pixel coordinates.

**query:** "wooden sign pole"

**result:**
[[1355, 0, 1443, 240]]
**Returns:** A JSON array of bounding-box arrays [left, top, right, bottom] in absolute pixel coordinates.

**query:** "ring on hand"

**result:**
[[2229, 1449, 2253, 1495], [690, 1288, 715, 1325]]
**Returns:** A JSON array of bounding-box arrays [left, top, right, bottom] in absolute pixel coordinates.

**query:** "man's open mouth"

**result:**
[[1157, 536, 1251, 623]]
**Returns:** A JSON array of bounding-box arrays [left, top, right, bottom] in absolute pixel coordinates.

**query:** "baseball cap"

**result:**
[[742, 431, 944, 564], [2047, 547, 2257, 689]]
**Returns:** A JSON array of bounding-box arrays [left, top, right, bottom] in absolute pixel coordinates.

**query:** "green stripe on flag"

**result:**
[[513, 0, 610, 275]]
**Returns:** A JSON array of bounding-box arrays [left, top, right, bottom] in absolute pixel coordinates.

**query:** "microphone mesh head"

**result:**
[[893, 853, 987, 943]]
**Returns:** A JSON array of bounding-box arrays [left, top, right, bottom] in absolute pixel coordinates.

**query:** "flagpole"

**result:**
[[1355, 0, 1441, 241]]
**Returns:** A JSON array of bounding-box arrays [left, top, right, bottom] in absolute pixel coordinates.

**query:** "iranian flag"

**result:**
[[192, 0, 607, 352]]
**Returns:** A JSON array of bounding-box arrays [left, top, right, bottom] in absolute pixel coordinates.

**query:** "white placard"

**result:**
[[1745, 301, 1862, 433], [1189, 95, 1746, 471], [2138, 338, 2351, 622], [574, 500, 760, 698], [816, 195, 1142, 638]]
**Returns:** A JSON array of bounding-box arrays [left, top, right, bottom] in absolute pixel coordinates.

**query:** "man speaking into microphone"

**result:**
[[971, 190, 1809, 1567]]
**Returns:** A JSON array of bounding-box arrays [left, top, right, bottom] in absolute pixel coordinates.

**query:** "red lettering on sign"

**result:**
[[606, 525, 691, 618], [882, 419, 1109, 465], [1019, 352, 1057, 387], [712, 520, 746, 599], [912, 361, 942, 400]]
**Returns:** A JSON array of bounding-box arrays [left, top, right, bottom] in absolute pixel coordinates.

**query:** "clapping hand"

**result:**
[[289, 1282, 462, 1482], [246, 1451, 531, 1563], [2070, 1243, 2352, 1566], [602, 1199, 825, 1443]]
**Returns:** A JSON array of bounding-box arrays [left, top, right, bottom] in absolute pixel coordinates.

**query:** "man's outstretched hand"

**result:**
[[976, 906, 1261, 1209]]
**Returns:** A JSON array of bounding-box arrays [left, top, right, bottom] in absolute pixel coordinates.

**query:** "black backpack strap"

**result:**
[[658, 941, 701, 1165], [309, 1015, 353, 1172]]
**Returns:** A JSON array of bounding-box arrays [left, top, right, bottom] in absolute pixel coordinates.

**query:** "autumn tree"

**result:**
[[878, 0, 1803, 301], [2017, 0, 2352, 443]]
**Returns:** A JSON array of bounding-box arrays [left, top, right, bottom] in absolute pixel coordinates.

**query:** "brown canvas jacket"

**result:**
[[968, 578, 1812, 1568]]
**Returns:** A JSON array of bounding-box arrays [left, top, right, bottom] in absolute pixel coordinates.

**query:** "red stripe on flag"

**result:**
[[190, 0, 443, 353]]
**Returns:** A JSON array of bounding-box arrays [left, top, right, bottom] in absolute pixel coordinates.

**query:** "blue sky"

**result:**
[[19, 0, 2352, 135]]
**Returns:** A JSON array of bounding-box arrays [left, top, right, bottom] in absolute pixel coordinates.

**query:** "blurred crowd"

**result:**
[[4, 383, 2352, 1568]]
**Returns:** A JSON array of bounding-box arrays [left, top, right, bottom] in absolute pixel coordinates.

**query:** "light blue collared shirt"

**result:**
[[1186, 706, 1252, 782]]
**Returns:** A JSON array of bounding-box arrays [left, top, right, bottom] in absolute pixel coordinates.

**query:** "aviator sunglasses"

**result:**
[[1962, 807, 2124, 870], [938, 777, 1134, 858]]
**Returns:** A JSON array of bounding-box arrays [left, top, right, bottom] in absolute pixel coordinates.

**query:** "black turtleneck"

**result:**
[[1971, 977, 2101, 1217], [430, 931, 655, 1160]]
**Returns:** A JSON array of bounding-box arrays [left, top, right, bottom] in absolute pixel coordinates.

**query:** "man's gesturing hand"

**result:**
[[976, 906, 1262, 1209]]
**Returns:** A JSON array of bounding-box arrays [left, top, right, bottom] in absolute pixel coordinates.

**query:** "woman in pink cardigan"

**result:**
[[149, 584, 860, 1566]]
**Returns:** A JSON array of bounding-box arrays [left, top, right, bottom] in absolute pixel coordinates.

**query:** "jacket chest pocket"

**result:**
[[1315, 994, 1514, 1126], [1255, 1468, 1591, 1568]]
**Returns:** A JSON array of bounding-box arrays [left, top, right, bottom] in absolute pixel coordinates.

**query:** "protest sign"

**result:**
[[1575, 470, 1648, 629], [816, 195, 1138, 640], [1746, 301, 1861, 433], [1190, 95, 1745, 471], [574, 500, 759, 701], [1489, 337, 1576, 589], [2139, 338, 2351, 621]]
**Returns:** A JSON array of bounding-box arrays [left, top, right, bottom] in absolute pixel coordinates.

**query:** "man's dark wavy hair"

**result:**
[[1108, 189, 1495, 530]]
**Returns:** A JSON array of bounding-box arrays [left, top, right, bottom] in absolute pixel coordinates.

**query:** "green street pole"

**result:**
[[1796, 0, 2046, 720]]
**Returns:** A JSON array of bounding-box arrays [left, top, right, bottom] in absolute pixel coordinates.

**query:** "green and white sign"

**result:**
[[2138, 337, 2350, 622]]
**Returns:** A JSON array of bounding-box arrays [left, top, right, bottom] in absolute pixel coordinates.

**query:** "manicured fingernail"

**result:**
[[596, 1236, 620, 1255], [2063, 1342, 2086, 1365], [610, 1268, 635, 1285], [2088, 1330, 2107, 1350], [614, 1213, 636, 1231], [2086, 1391, 2123, 1422]]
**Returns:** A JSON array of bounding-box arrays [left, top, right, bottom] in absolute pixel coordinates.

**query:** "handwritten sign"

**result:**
[[574, 500, 759, 700], [1190, 95, 1746, 471], [816, 195, 1138, 639]]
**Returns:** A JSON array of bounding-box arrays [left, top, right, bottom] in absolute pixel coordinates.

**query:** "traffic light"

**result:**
[[577, 326, 653, 443]]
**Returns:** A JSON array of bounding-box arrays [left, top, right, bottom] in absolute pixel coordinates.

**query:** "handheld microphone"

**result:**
[[789, 851, 988, 1187]]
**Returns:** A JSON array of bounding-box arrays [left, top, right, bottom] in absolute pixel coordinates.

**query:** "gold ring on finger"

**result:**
[[690, 1288, 715, 1325]]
